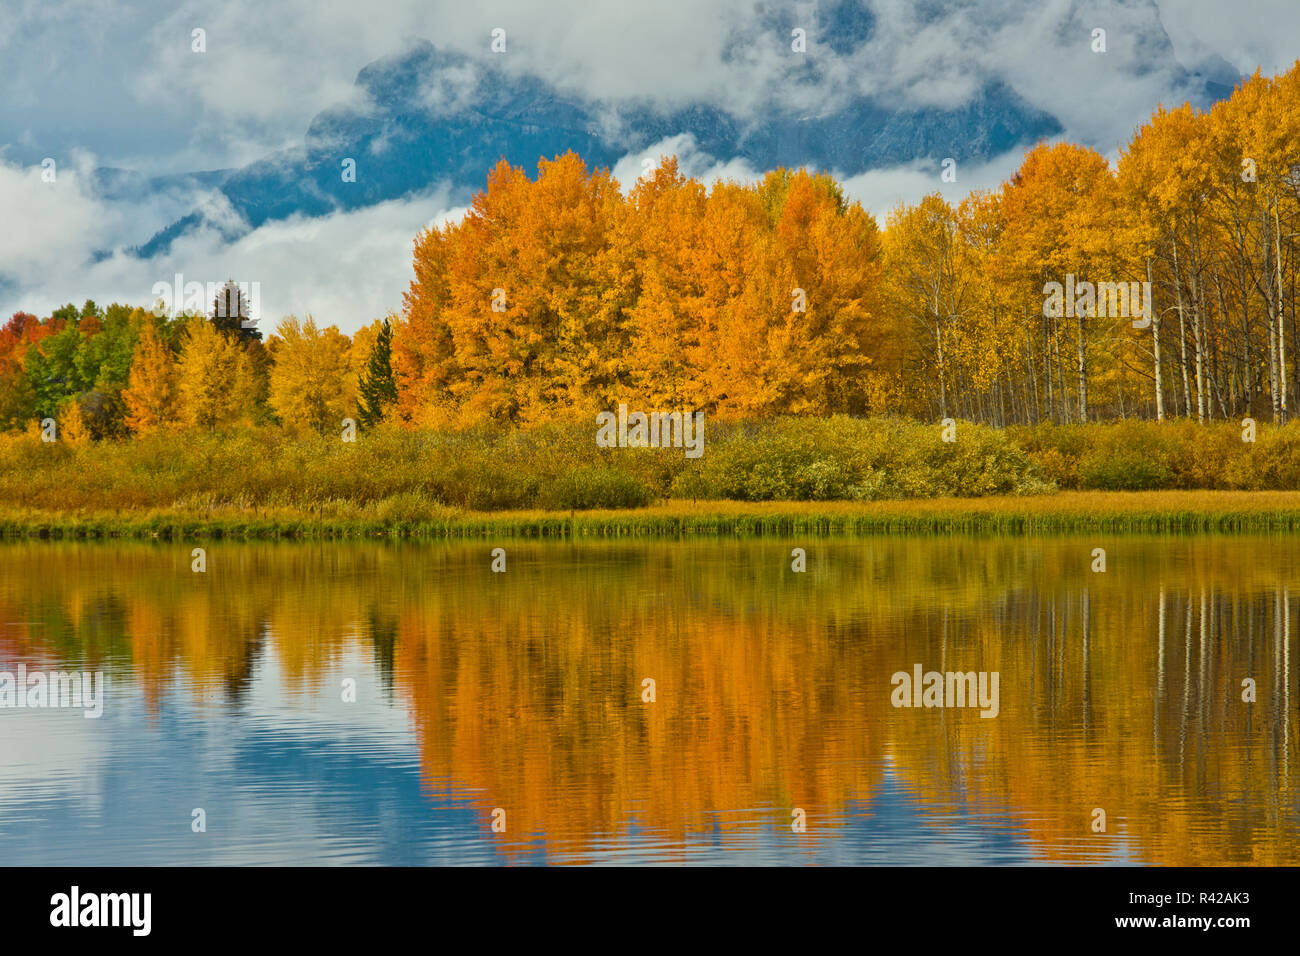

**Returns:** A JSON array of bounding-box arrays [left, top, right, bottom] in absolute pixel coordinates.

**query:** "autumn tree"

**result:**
[[397, 153, 886, 425], [1001, 142, 1117, 422], [267, 316, 356, 435], [771, 171, 885, 415], [620, 158, 712, 410], [176, 318, 256, 430], [396, 152, 634, 427], [882, 194, 969, 419], [0, 312, 47, 429], [58, 397, 91, 446], [123, 320, 180, 434]]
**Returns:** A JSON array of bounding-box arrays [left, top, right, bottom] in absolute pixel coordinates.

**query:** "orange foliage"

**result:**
[[394, 153, 885, 427]]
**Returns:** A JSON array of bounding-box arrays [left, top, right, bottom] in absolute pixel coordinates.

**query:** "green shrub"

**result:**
[[539, 466, 654, 510], [7, 415, 1300, 515], [669, 416, 1052, 501]]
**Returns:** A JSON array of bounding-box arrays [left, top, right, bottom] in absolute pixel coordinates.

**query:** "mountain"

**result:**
[[125, 37, 1060, 257], [123, 0, 1241, 258]]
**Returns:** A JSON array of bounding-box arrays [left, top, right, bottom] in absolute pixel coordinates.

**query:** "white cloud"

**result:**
[[612, 136, 1033, 223], [1158, 0, 1300, 77], [612, 135, 763, 191], [12, 0, 1284, 173], [0, 155, 106, 277], [4, 0, 1297, 334], [0, 154, 466, 335], [837, 149, 1031, 220]]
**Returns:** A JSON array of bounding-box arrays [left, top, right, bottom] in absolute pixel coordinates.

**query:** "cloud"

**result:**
[[836, 149, 1031, 219], [612, 134, 764, 191], [0, 154, 466, 334], [611, 134, 1034, 224], [0, 155, 107, 277], [3, 0, 1296, 334], [10, 0, 1285, 175], [1157, 0, 1300, 77]]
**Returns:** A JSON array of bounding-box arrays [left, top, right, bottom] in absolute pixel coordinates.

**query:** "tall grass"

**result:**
[[0, 424, 658, 513], [4, 492, 1300, 539], [1, 417, 1297, 537], [1009, 419, 1300, 491], [0, 416, 1054, 514]]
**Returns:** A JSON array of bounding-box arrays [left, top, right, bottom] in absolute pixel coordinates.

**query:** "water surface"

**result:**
[[1, 536, 1295, 865]]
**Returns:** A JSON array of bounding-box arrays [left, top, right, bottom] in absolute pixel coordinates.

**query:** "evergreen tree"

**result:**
[[211, 280, 263, 343], [357, 318, 398, 429]]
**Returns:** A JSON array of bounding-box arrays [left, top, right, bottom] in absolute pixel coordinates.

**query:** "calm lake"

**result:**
[[1, 536, 1296, 865]]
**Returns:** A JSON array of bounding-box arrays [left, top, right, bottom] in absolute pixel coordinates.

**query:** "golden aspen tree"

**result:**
[[176, 318, 256, 431], [1001, 142, 1115, 422], [397, 153, 632, 426], [881, 194, 966, 419], [761, 169, 883, 415], [123, 320, 180, 434], [59, 399, 91, 446], [267, 316, 356, 435], [622, 158, 712, 410], [690, 180, 773, 417], [349, 319, 385, 384]]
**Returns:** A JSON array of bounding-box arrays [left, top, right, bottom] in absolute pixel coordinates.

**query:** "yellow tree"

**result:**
[[349, 318, 386, 384], [1206, 66, 1300, 421], [59, 399, 91, 446], [1001, 142, 1116, 422], [1116, 110, 1181, 421], [685, 180, 772, 417], [396, 152, 633, 427], [1139, 104, 1216, 421], [393, 222, 455, 427], [759, 169, 883, 415], [176, 318, 256, 431], [267, 316, 356, 435], [881, 194, 966, 419], [123, 320, 179, 434], [954, 189, 1024, 423], [622, 158, 712, 410]]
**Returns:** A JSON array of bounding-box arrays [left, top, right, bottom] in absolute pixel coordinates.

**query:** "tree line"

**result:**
[[395, 62, 1300, 428], [0, 296, 399, 440], [2, 61, 1297, 438], [884, 64, 1300, 425]]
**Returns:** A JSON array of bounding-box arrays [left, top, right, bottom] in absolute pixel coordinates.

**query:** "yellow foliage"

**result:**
[[176, 319, 257, 431], [267, 316, 356, 435], [58, 400, 91, 446], [123, 320, 179, 435]]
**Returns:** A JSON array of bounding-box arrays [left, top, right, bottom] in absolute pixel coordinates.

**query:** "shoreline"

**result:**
[[5, 490, 1300, 540]]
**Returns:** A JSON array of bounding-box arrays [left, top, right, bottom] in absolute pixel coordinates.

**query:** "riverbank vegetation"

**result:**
[[5, 490, 1300, 539], [4, 415, 1300, 538], [2, 65, 1298, 537], [2, 63, 1299, 443]]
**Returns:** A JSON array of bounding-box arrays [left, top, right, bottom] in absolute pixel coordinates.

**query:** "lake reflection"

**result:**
[[0, 536, 1296, 865]]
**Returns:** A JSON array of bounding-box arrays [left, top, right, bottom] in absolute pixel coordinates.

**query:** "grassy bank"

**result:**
[[0, 416, 1051, 514], [6, 491, 1300, 539], [4, 417, 1300, 539]]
